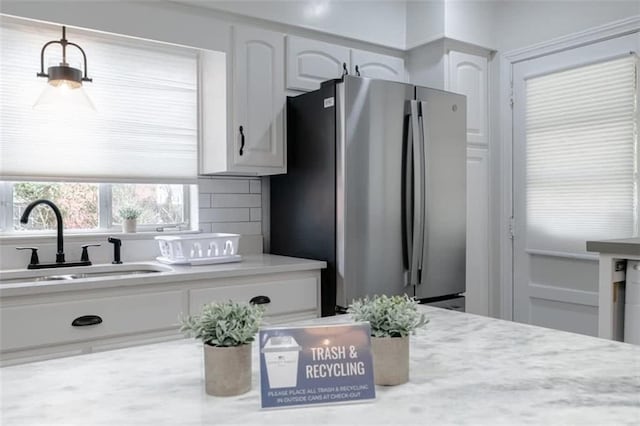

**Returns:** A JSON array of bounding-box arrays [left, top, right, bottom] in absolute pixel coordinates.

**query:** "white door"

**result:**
[[350, 49, 405, 82], [232, 26, 285, 169], [286, 36, 349, 92], [512, 34, 639, 336]]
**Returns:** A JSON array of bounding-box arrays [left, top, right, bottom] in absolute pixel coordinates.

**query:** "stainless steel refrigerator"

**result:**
[[270, 76, 466, 316]]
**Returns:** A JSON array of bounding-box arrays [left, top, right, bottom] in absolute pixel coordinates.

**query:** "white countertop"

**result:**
[[586, 237, 640, 257], [2, 306, 639, 425], [0, 254, 327, 297]]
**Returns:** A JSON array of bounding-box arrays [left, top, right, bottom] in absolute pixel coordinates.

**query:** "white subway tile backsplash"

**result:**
[[200, 208, 250, 222], [198, 193, 211, 208], [199, 223, 212, 233], [209, 221, 262, 235], [198, 178, 250, 194], [197, 177, 263, 245], [249, 180, 262, 194], [250, 207, 262, 222], [211, 194, 261, 208]]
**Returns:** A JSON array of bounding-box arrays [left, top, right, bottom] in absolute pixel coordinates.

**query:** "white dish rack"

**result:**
[[155, 233, 242, 265]]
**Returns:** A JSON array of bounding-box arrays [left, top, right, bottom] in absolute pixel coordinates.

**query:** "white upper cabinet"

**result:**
[[285, 36, 405, 91], [447, 51, 488, 145], [232, 26, 286, 172], [200, 25, 286, 175], [350, 49, 405, 82], [286, 36, 349, 91]]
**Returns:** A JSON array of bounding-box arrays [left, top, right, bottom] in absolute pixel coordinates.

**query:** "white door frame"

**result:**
[[498, 15, 640, 320]]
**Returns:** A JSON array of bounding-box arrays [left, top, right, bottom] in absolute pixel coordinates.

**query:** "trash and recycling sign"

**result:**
[[259, 323, 376, 409]]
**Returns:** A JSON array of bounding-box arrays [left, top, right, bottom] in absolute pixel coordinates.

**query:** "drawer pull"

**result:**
[[71, 315, 103, 327], [249, 295, 271, 305]]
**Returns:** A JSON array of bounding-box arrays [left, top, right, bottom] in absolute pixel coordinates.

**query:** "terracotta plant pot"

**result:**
[[371, 336, 409, 386], [122, 218, 137, 233], [203, 343, 252, 396]]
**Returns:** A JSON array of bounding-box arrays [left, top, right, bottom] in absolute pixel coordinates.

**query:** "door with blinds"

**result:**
[[512, 33, 639, 336]]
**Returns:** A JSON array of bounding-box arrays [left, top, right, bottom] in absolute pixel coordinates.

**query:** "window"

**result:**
[[111, 184, 186, 226], [3, 181, 190, 233], [0, 17, 199, 234], [525, 55, 638, 252]]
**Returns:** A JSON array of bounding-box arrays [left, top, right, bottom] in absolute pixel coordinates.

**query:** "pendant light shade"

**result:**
[[33, 25, 95, 110]]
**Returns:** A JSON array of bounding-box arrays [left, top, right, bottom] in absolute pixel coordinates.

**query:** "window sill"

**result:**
[[0, 229, 201, 244]]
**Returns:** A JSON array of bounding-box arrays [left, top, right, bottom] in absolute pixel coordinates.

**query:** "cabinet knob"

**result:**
[[71, 315, 103, 327], [239, 125, 245, 156], [250, 295, 271, 305]]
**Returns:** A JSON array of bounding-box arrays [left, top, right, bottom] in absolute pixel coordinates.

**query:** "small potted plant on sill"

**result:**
[[348, 294, 428, 386], [118, 207, 141, 233], [180, 300, 264, 397]]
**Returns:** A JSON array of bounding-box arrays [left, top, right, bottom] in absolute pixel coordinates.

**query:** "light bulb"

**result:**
[[33, 80, 96, 111]]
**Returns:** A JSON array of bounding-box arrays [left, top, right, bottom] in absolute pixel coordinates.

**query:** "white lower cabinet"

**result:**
[[189, 273, 319, 323], [1, 291, 183, 352], [465, 147, 490, 316], [0, 270, 321, 365]]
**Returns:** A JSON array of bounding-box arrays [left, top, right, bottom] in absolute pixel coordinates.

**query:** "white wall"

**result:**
[[0, 1, 231, 52], [444, 0, 495, 49], [406, 39, 446, 88], [405, 0, 639, 51], [493, 0, 639, 51], [406, 0, 445, 48], [182, 0, 407, 50]]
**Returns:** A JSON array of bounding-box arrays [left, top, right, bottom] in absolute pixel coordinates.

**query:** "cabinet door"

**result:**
[[447, 51, 488, 145], [233, 26, 285, 169], [465, 147, 489, 316], [286, 36, 349, 91], [350, 49, 405, 82]]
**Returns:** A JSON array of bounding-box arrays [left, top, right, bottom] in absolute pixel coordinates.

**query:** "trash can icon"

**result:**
[[261, 335, 302, 389]]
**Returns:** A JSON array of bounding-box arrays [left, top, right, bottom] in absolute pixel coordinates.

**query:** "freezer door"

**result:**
[[337, 76, 415, 307], [414, 87, 467, 299]]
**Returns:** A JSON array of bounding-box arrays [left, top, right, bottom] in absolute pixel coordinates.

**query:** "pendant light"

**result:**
[[33, 25, 95, 111]]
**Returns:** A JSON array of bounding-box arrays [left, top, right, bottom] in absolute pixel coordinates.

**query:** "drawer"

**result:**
[[1, 290, 183, 352], [189, 277, 318, 317]]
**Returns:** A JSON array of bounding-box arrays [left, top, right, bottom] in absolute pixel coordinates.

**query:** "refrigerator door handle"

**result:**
[[418, 101, 429, 286], [403, 113, 413, 285], [409, 100, 425, 286]]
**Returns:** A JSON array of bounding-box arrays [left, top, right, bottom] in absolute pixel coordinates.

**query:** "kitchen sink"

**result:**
[[0, 263, 173, 285]]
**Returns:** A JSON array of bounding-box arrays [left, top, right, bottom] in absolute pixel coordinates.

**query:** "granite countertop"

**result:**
[[586, 237, 640, 257], [2, 306, 639, 425], [0, 254, 327, 297]]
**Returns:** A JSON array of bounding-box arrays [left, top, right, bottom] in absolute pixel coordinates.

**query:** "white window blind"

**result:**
[[0, 19, 198, 183], [526, 55, 638, 253]]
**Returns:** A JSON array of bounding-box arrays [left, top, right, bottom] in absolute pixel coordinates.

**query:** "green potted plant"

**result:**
[[118, 207, 141, 233], [348, 294, 428, 386], [180, 300, 264, 396]]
